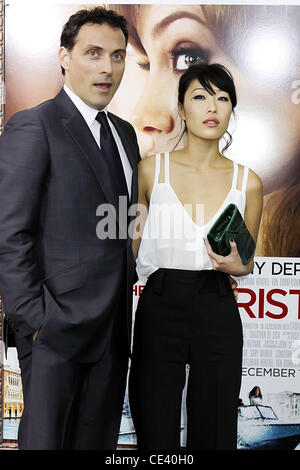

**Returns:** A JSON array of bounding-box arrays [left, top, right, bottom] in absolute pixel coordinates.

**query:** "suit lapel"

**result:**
[[54, 89, 120, 210], [53, 89, 138, 237]]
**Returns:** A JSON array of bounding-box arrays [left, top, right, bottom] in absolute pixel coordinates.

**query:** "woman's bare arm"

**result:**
[[132, 157, 154, 260]]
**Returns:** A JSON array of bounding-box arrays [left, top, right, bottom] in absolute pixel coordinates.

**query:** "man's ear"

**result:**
[[58, 47, 70, 73]]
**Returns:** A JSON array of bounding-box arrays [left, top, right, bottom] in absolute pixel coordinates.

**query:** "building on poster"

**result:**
[[3, 366, 23, 419]]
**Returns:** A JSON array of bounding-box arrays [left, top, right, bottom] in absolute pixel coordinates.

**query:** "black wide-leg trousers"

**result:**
[[129, 268, 243, 451]]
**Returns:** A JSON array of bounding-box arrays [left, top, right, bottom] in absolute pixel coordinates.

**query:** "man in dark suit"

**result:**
[[0, 7, 140, 449]]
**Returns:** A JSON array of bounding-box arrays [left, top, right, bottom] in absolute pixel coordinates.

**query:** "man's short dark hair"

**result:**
[[60, 6, 128, 75]]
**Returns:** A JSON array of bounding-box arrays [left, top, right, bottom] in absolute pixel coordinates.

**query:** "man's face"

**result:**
[[59, 22, 126, 110]]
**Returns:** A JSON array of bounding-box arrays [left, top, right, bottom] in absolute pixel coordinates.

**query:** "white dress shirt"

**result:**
[[63, 84, 132, 196]]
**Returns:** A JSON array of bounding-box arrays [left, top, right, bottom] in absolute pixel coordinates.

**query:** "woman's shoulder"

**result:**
[[237, 162, 263, 193], [248, 168, 263, 193]]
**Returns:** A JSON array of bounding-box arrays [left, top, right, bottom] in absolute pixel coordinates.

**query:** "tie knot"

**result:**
[[96, 111, 109, 127]]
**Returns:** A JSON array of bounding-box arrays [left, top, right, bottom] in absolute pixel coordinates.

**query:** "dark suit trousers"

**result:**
[[15, 303, 128, 450], [129, 268, 243, 450]]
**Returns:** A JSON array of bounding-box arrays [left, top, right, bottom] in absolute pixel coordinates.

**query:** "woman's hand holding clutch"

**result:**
[[204, 238, 254, 277]]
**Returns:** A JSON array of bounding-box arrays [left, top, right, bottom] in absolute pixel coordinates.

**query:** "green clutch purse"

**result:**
[[207, 203, 255, 265]]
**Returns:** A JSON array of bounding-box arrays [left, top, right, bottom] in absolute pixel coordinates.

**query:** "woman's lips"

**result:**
[[94, 83, 112, 92], [203, 119, 219, 127]]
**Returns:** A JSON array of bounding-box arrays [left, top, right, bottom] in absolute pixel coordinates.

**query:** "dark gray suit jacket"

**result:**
[[0, 89, 140, 362]]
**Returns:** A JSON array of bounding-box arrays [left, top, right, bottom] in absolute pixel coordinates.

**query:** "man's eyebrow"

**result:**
[[84, 45, 126, 54], [152, 11, 206, 38], [85, 45, 103, 51]]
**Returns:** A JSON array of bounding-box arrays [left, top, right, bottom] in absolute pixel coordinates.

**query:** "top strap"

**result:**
[[154, 152, 170, 184], [241, 166, 249, 194], [231, 161, 239, 190], [154, 153, 161, 185]]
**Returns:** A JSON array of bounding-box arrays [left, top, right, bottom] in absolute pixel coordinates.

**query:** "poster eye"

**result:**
[[172, 46, 209, 71]]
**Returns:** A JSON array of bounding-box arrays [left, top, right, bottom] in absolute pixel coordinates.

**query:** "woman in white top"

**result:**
[[129, 63, 263, 450]]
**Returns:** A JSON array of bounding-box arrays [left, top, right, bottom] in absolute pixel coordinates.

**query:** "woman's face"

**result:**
[[179, 80, 233, 143], [109, 4, 300, 194]]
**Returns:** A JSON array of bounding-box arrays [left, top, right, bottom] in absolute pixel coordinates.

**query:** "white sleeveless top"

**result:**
[[136, 152, 249, 280]]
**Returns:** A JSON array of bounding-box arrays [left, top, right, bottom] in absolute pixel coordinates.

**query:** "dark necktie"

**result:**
[[96, 111, 128, 197]]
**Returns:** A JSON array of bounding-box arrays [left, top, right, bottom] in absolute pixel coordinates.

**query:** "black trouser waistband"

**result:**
[[149, 268, 232, 297]]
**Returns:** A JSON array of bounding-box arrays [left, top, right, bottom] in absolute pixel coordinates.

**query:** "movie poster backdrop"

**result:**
[[1, 1, 300, 449]]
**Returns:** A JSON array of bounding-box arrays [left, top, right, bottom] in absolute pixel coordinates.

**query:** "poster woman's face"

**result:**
[[109, 4, 300, 194]]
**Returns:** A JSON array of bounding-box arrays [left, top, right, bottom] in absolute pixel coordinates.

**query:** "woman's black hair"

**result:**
[[178, 63, 237, 108], [176, 63, 237, 153]]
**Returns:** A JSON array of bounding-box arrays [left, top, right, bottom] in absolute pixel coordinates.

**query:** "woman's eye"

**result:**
[[218, 96, 229, 101], [172, 47, 209, 71], [194, 95, 205, 100]]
